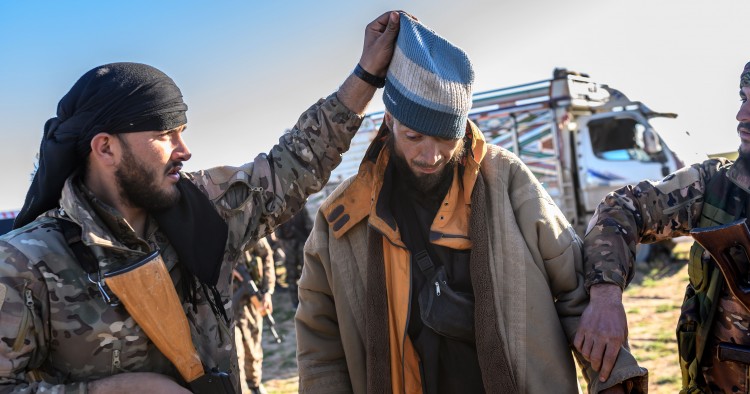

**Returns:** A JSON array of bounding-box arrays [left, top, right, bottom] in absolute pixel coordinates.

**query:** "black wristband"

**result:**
[[353, 64, 386, 88]]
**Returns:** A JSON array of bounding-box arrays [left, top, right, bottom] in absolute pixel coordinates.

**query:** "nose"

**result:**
[[417, 140, 442, 166], [173, 132, 192, 162], [739, 102, 750, 123]]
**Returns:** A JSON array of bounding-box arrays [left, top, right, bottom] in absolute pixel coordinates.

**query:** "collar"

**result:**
[[322, 120, 487, 249], [58, 175, 155, 253]]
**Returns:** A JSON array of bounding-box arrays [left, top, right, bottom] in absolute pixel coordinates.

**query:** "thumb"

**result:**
[[383, 12, 400, 37]]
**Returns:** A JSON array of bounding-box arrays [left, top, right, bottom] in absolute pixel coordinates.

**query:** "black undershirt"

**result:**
[[387, 164, 484, 394]]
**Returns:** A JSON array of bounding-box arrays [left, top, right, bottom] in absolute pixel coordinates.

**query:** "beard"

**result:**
[[387, 135, 465, 195], [738, 149, 750, 169], [115, 142, 181, 211]]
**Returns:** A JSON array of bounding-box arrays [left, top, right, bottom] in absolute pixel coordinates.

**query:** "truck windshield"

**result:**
[[588, 117, 665, 162]]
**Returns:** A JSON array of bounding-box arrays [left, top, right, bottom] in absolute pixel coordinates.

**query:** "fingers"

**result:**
[[577, 333, 595, 362], [573, 330, 585, 353], [589, 340, 606, 372], [386, 11, 400, 33], [599, 343, 620, 382], [359, 11, 401, 77], [368, 11, 392, 33]]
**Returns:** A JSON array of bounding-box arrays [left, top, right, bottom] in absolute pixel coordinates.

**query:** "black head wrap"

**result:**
[[15, 62, 188, 229], [15, 62, 228, 288], [742, 62, 750, 88]]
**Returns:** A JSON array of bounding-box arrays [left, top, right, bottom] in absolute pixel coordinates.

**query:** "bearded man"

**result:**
[[0, 11, 400, 393], [295, 14, 647, 394], [576, 62, 750, 394]]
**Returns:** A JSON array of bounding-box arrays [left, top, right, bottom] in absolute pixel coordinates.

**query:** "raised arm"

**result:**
[[188, 12, 400, 255]]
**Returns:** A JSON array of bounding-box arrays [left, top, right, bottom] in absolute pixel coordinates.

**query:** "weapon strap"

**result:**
[[56, 218, 98, 274]]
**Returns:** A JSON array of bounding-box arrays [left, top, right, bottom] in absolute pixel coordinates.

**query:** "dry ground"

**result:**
[[247, 245, 691, 394]]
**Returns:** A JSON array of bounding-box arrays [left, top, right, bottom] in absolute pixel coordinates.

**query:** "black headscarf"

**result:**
[[15, 62, 228, 287]]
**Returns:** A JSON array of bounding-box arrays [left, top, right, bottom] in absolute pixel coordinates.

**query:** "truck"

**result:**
[[307, 68, 684, 237], [0, 210, 18, 236]]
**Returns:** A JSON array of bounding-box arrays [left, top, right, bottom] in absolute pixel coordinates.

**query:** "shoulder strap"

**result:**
[[55, 218, 98, 274]]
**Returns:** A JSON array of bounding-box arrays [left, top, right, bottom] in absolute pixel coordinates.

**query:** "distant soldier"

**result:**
[[276, 209, 312, 308], [233, 237, 275, 394]]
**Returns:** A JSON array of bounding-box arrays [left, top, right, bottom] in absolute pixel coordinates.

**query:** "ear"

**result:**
[[384, 111, 393, 130], [89, 133, 120, 167]]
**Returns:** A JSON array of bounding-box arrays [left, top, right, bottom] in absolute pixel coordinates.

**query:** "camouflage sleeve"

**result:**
[[583, 158, 728, 290], [188, 93, 363, 259], [254, 238, 275, 295], [0, 241, 84, 393]]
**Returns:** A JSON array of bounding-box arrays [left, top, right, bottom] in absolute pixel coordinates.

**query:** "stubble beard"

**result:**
[[115, 142, 181, 212]]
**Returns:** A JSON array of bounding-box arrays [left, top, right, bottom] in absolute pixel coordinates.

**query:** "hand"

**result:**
[[263, 293, 273, 314], [600, 383, 626, 394], [358, 11, 401, 77], [88, 372, 191, 394], [574, 284, 628, 382]]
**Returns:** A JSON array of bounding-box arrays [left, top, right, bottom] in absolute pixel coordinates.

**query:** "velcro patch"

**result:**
[[0, 283, 6, 311]]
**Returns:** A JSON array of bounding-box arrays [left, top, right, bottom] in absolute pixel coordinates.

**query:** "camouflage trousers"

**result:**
[[281, 239, 304, 308], [702, 290, 750, 393], [235, 303, 264, 388]]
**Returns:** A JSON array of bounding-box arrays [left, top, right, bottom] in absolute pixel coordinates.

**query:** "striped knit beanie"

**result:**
[[383, 14, 474, 139]]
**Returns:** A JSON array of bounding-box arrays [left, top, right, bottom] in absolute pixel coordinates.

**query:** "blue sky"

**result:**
[[1, 1, 749, 211]]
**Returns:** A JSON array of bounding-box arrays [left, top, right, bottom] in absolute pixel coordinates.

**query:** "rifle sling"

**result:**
[[57, 218, 98, 274]]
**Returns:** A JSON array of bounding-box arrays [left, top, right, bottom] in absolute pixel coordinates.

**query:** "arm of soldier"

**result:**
[[584, 158, 727, 291], [295, 214, 352, 393], [0, 242, 57, 393], [0, 242, 69, 393], [187, 12, 400, 252], [575, 159, 727, 382], [87, 372, 190, 394]]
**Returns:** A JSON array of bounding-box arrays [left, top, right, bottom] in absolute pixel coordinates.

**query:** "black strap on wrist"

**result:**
[[353, 64, 386, 88]]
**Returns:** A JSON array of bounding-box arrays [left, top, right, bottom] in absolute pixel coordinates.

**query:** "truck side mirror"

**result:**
[[642, 128, 663, 155]]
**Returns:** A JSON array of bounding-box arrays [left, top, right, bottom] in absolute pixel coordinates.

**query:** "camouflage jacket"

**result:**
[[0, 93, 362, 393], [583, 157, 741, 290]]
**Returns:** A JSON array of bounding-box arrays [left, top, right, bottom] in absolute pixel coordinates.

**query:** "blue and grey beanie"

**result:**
[[383, 14, 474, 139]]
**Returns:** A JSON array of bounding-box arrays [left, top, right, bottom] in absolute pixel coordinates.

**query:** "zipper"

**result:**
[[111, 341, 123, 373], [112, 349, 121, 370], [435, 281, 441, 296], [12, 287, 35, 352]]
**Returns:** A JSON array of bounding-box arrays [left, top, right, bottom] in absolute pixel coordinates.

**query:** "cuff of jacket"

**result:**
[[584, 271, 627, 293], [583, 344, 648, 393]]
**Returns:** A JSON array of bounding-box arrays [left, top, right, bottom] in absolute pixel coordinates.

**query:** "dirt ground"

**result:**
[[246, 246, 691, 394]]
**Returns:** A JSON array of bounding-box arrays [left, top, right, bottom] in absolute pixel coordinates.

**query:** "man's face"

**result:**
[[385, 113, 464, 193], [737, 87, 750, 156], [114, 125, 191, 211]]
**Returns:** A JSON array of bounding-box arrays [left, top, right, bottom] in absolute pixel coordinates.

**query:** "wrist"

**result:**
[[590, 283, 623, 303], [353, 64, 386, 88]]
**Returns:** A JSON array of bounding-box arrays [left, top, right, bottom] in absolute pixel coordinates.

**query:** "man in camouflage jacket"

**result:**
[[0, 12, 400, 393], [234, 237, 275, 394], [575, 62, 750, 393]]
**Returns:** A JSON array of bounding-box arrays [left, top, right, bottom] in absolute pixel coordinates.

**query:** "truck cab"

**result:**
[[0, 211, 18, 236]]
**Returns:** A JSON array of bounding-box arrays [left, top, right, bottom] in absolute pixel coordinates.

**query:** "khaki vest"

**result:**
[[678, 164, 749, 393]]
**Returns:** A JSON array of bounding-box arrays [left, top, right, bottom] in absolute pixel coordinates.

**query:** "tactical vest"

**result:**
[[678, 164, 750, 393]]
